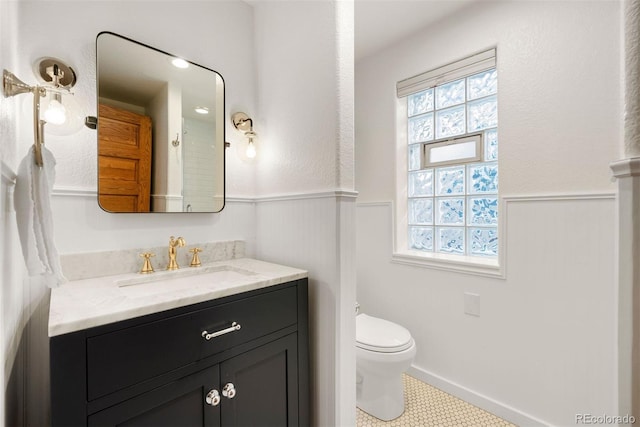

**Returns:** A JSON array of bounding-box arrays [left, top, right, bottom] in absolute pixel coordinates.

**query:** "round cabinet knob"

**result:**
[[222, 382, 236, 399], [205, 389, 221, 406]]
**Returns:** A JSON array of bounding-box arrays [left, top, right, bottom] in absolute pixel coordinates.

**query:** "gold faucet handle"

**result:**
[[189, 248, 202, 267], [139, 252, 155, 274]]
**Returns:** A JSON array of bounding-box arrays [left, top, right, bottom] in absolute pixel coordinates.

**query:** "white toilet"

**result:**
[[355, 308, 416, 421]]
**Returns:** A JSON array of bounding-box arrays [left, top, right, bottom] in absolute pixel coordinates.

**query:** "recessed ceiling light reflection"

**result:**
[[195, 107, 209, 114], [171, 58, 189, 69]]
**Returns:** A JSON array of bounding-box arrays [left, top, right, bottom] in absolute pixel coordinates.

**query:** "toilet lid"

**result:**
[[356, 314, 413, 353]]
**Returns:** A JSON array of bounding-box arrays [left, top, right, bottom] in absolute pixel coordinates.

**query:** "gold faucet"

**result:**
[[167, 236, 186, 270]]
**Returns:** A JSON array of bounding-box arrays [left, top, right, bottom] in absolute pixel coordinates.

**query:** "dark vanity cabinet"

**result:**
[[50, 279, 309, 427]]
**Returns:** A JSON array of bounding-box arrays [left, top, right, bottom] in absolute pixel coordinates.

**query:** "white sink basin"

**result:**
[[115, 265, 258, 297]]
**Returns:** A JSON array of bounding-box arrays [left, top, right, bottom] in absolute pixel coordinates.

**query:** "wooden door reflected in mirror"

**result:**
[[98, 104, 152, 212]]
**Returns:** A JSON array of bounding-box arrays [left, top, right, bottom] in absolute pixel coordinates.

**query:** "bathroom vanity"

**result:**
[[48, 258, 309, 426]]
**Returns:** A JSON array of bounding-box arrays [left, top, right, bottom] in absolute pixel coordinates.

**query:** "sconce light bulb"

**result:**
[[44, 98, 66, 125], [246, 139, 256, 159]]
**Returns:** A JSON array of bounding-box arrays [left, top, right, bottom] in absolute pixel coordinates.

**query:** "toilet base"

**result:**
[[356, 370, 405, 421], [355, 341, 416, 421]]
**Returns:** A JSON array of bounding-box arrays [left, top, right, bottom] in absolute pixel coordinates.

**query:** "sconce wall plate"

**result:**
[[34, 57, 77, 88], [232, 112, 252, 132]]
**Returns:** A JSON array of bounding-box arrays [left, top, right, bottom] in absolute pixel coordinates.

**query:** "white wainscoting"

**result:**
[[356, 193, 617, 427], [255, 190, 357, 427], [14, 184, 611, 425], [1, 162, 23, 426], [1, 160, 50, 426]]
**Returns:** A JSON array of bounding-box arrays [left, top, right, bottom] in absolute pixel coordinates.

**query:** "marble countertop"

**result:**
[[49, 258, 308, 337]]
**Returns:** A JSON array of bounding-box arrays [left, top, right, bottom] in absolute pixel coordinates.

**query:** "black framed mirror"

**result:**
[[96, 32, 225, 213]]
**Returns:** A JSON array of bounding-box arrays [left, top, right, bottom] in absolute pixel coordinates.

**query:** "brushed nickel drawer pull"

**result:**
[[201, 322, 241, 340]]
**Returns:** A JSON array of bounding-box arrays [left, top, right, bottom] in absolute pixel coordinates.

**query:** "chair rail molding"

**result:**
[[610, 157, 640, 178]]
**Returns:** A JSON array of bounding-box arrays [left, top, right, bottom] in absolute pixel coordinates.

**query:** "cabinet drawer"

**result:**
[[194, 286, 297, 359], [86, 286, 297, 401]]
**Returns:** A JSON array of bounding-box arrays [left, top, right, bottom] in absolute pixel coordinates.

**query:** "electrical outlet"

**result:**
[[464, 292, 480, 317]]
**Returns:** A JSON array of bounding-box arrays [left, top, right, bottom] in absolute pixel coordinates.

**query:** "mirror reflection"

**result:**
[[96, 32, 225, 213]]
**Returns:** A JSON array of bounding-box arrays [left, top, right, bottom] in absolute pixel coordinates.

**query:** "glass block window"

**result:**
[[406, 67, 498, 258]]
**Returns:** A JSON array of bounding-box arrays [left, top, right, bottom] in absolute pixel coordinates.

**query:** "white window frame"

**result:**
[[424, 133, 483, 168], [392, 49, 504, 278]]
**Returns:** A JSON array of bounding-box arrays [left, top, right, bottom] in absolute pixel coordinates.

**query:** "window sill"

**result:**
[[391, 250, 504, 279]]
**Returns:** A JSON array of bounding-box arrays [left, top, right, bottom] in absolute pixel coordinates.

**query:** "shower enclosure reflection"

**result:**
[[96, 32, 225, 213]]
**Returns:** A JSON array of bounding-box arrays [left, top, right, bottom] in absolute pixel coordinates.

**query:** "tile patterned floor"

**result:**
[[356, 374, 517, 427]]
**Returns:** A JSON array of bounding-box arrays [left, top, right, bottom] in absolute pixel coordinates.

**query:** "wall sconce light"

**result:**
[[2, 57, 79, 166], [232, 112, 257, 159]]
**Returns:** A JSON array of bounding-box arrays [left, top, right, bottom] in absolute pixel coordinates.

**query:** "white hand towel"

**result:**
[[14, 145, 67, 288]]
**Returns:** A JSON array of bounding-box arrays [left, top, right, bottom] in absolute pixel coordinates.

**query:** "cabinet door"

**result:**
[[220, 334, 299, 427], [88, 365, 221, 427]]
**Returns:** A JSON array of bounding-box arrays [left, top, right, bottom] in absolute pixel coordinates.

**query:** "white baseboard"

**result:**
[[407, 365, 552, 427]]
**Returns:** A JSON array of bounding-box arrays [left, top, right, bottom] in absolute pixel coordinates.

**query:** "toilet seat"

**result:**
[[356, 314, 413, 353]]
